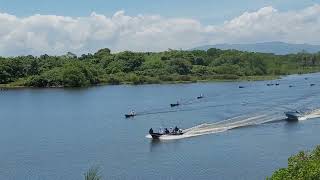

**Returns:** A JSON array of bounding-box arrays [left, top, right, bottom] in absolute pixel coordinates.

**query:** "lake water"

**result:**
[[1, 73, 320, 180]]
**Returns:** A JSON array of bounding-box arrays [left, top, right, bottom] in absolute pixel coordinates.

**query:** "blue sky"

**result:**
[[0, 0, 317, 24], [0, 0, 319, 55]]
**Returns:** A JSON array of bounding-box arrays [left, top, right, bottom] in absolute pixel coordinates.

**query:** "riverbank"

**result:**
[[0, 74, 280, 89]]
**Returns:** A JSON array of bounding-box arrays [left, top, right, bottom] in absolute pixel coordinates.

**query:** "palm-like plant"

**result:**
[[84, 166, 102, 180]]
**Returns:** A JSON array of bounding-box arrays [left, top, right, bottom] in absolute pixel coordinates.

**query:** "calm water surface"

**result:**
[[1, 73, 320, 180]]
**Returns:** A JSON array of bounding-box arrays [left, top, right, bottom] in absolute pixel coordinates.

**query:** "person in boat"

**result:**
[[174, 126, 179, 132], [130, 110, 135, 116], [149, 128, 153, 134], [159, 128, 164, 134], [165, 128, 170, 134]]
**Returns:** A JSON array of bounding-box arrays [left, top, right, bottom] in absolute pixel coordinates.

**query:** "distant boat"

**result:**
[[289, 85, 294, 88], [310, 84, 316, 86], [125, 111, 136, 118], [170, 103, 180, 107], [267, 83, 274, 86], [275, 83, 280, 86], [285, 111, 302, 121], [197, 95, 204, 99], [239, 86, 245, 88]]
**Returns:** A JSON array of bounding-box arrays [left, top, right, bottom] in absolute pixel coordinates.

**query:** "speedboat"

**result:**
[[197, 95, 204, 99], [170, 103, 180, 107], [149, 128, 183, 139], [285, 111, 303, 121], [125, 114, 135, 118]]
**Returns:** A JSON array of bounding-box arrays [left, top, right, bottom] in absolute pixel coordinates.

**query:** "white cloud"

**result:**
[[0, 4, 320, 56]]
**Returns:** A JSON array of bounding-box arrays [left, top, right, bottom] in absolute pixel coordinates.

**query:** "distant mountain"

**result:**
[[192, 42, 320, 55]]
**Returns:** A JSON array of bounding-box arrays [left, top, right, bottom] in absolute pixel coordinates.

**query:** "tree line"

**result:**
[[1, 48, 320, 87]]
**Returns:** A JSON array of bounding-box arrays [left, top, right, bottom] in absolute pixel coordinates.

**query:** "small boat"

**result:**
[[275, 83, 280, 86], [267, 83, 274, 86], [149, 127, 183, 139], [289, 85, 294, 88], [170, 103, 180, 107], [197, 95, 204, 99], [125, 114, 135, 118], [239, 86, 245, 88], [310, 84, 316, 86], [285, 111, 302, 121]]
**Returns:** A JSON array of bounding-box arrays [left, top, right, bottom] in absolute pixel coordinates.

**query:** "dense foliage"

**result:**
[[1, 48, 320, 87], [268, 145, 320, 180]]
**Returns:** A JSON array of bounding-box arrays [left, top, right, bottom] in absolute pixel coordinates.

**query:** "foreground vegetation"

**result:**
[[1, 48, 320, 87], [268, 145, 320, 179], [84, 166, 101, 180]]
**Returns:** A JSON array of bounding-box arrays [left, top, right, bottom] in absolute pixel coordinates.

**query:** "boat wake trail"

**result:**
[[148, 107, 320, 140], [146, 112, 285, 140], [299, 109, 320, 121]]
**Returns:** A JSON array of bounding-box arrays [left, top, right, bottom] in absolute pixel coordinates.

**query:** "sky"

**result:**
[[0, 0, 319, 56]]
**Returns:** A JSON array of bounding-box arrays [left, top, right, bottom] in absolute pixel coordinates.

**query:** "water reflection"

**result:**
[[149, 139, 182, 152]]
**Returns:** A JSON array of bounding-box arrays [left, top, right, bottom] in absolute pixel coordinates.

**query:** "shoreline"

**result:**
[[1, 71, 319, 89], [0, 75, 285, 89]]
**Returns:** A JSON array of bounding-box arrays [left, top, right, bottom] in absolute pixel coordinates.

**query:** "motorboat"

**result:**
[[125, 111, 136, 118], [149, 127, 183, 139], [125, 114, 135, 118], [285, 111, 303, 121], [197, 95, 204, 99], [170, 103, 180, 107]]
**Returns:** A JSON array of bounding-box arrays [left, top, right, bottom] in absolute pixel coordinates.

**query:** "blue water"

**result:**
[[1, 73, 320, 180]]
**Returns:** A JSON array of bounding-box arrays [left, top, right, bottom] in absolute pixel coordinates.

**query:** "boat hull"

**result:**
[[149, 132, 184, 139], [285, 112, 302, 121], [170, 104, 180, 107], [125, 114, 135, 118]]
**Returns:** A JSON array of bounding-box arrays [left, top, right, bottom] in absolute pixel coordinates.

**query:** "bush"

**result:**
[[106, 75, 121, 85], [268, 145, 320, 179]]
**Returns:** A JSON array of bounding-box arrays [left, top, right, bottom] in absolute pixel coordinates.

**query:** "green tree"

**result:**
[[269, 145, 320, 180], [94, 48, 111, 59], [207, 48, 222, 57], [62, 66, 87, 87], [170, 59, 192, 75]]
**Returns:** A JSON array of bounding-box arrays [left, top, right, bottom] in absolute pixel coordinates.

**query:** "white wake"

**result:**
[[146, 113, 284, 140]]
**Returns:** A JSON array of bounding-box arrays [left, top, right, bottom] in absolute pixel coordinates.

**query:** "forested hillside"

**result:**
[[1, 48, 320, 87]]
